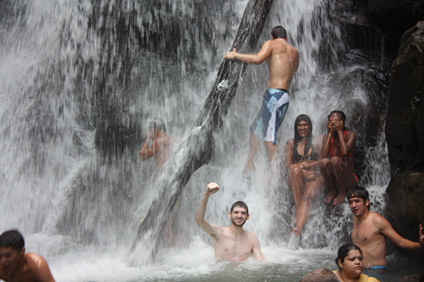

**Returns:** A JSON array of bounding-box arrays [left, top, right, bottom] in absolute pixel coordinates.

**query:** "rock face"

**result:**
[[385, 21, 424, 238]]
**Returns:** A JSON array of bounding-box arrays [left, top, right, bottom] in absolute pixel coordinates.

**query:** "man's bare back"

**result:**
[[265, 38, 298, 89], [195, 183, 265, 261]]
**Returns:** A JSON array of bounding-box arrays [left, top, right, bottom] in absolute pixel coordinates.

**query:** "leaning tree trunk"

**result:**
[[131, 0, 273, 263]]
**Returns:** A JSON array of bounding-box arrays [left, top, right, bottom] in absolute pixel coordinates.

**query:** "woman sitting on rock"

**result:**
[[285, 114, 323, 236]]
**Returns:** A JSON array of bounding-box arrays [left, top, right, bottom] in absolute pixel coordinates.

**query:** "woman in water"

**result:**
[[334, 244, 380, 282], [285, 114, 323, 236]]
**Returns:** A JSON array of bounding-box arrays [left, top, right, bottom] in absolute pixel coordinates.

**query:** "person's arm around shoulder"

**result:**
[[224, 41, 272, 65], [28, 253, 55, 282], [250, 232, 265, 261], [375, 214, 423, 250], [195, 182, 221, 238]]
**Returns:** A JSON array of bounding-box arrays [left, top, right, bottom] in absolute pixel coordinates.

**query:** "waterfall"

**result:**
[[0, 0, 404, 281]]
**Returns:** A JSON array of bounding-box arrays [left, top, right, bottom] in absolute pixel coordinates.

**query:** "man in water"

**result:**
[[139, 118, 174, 170], [195, 182, 265, 261], [321, 110, 357, 205], [0, 229, 56, 282], [224, 25, 299, 173], [347, 187, 424, 269]]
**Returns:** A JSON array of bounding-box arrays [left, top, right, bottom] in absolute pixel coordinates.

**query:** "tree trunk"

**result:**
[[131, 0, 273, 262]]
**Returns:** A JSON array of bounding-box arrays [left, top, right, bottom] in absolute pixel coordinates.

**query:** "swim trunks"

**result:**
[[368, 266, 387, 270], [249, 88, 289, 144]]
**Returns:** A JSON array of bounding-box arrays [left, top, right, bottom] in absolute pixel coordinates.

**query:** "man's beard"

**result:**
[[231, 217, 246, 227]]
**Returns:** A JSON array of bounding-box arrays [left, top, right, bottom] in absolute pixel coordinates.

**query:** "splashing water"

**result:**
[[0, 0, 416, 281]]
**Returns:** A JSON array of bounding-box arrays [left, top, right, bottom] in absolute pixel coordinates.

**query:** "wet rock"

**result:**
[[386, 21, 424, 174], [386, 21, 424, 242], [386, 172, 424, 242]]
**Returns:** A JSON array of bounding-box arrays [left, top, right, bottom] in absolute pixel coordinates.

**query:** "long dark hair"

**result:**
[[293, 114, 313, 160]]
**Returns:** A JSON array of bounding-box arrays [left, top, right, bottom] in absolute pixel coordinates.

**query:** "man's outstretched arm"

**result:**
[[224, 41, 272, 65], [378, 217, 424, 250], [195, 182, 220, 237]]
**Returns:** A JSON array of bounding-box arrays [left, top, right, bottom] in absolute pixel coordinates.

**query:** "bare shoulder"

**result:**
[[369, 212, 390, 228], [27, 252, 47, 263], [245, 230, 259, 241]]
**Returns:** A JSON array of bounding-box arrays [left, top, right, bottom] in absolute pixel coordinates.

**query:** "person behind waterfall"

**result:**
[[285, 114, 323, 236], [320, 110, 357, 205], [138, 118, 174, 171], [346, 187, 424, 269], [333, 243, 380, 282], [224, 25, 299, 174], [0, 229, 56, 282], [195, 182, 265, 261]]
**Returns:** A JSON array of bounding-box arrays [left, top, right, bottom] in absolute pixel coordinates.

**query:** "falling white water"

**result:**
[[0, 0, 415, 281]]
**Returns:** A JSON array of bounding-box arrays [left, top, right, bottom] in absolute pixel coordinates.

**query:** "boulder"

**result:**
[[385, 21, 424, 240]]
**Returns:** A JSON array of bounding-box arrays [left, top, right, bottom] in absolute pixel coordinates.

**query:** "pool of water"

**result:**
[[29, 235, 422, 282]]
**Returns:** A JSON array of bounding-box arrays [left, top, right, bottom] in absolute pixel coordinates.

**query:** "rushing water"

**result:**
[[0, 0, 420, 281]]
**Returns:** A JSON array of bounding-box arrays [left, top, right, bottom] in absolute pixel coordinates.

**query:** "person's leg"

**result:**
[[320, 158, 337, 203], [294, 177, 323, 235], [288, 165, 304, 221], [330, 156, 349, 205], [244, 132, 260, 173]]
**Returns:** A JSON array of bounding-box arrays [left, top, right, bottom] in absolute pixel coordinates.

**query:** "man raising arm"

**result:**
[[195, 182, 265, 261]]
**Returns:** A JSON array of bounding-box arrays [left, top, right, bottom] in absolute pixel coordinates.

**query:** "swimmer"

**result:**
[[224, 26, 299, 175], [195, 182, 265, 261], [320, 110, 358, 205], [285, 114, 323, 235], [334, 243, 380, 282], [139, 118, 174, 171], [0, 229, 55, 282], [347, 187, 424, 268]]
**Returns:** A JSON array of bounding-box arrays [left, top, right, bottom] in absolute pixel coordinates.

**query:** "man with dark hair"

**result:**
[[195, 182, 265, 261], [300, 268, 339, 282], [347, 187, 424, 269], [224, 25, 299, 174], [321, 110, 357, 205], [139, 118, 174, 170], [0, 229, 55, 282]]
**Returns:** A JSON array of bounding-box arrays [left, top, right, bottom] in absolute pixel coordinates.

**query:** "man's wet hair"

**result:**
[[231, 201, 249, 215], [335, 243, 363, 269], [0, 229, 25, 250], [149, 118, 166, 132], [347, 186, 369, 203], [300, 268, 339, 282], [271, 26, 287, 39]]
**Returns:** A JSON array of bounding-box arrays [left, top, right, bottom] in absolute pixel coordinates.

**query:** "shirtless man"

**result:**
[[139, 118, 173, 170], [347, 187, 424, 268], [224, 25, 299, 172], [0, 229, 55, 282], [321, 111, 357, 205], [195, 182, 265, 261]]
